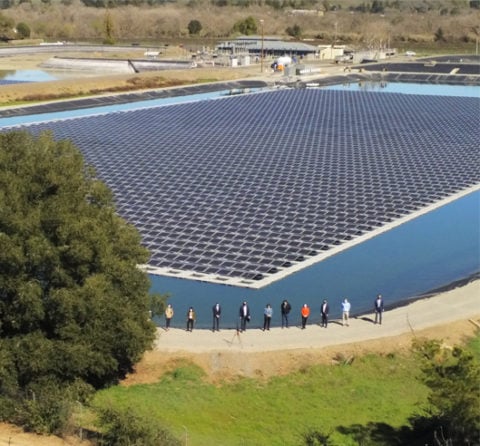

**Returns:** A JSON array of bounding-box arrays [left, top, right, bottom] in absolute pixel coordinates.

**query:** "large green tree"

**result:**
[[0, 130, 157, 431]]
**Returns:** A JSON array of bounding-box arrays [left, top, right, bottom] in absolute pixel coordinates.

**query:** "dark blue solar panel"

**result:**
[[9, 89, 480, 286]]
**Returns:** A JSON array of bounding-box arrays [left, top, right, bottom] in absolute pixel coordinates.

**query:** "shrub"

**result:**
[[97, 406, 181, 446], [232, 16, 257, 35], [187, 19, 202, 35], [14, 378, 93, 435], [286, 24, 301, 38], [16, 22, 31, 39], [412, 339, 480, 444]]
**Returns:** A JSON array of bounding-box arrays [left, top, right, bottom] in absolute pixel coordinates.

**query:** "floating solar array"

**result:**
[[9, 89, 480, 288]]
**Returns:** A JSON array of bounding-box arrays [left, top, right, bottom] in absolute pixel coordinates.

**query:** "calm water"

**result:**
[[2, 81, 479, 328], [327, 81, 480, 97], [0, 69, 58, 83]]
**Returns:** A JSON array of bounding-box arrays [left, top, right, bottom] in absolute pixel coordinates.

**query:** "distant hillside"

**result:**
[[2, 0, 479, 50]]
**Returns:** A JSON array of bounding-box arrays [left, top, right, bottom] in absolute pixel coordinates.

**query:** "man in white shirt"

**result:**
[[341, 298, 351, 326], [239, 301, 250, 332]]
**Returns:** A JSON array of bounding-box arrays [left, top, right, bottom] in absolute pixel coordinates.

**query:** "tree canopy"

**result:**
[[413, 338, 480, 444], [0, 130, 157, 432], [187, 19, 202, 35], [232, 16, 257, 35]]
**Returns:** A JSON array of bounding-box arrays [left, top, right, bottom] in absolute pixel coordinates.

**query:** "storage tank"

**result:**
[[277, 55, 292, 66]]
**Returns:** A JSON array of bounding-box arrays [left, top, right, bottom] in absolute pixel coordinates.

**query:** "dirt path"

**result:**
[[125, 315, 480, 386], [123, 281, 480, 385]]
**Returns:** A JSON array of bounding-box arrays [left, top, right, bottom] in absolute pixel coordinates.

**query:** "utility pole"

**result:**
[[260, 19, 265, 73]]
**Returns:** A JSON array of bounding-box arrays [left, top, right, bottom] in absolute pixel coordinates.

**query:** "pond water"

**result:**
[[326, 81, 480, 97], [0, 69, 58, 83], [2, 80, 479, 329], [0, 69, 117, 86]]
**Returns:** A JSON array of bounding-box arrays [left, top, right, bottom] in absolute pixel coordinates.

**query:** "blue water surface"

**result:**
[[327, 81, 480, 97], [0, 69, 58, 83]]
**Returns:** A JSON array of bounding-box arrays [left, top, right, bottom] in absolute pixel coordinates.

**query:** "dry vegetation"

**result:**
[[3, 0, 480, 47], [0, 50, 262, 105]]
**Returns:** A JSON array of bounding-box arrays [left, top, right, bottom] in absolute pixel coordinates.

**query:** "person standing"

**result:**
[[374, 294, 384, 324], [341, 298, 351, 327], [186, 307, 196, 332], [164, 304, 174, 331], [263, 303, 273, 331], [320, 299, 329, 328], [239, 301, 250, 332], [280, 299, 292, 328], [212, 302, 221, 332], [301, 303, 310, 329]]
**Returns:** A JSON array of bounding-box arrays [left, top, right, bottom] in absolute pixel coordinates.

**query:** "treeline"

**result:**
[[1, 0, 480, 11], [0, 0, 480, 9], [2, 0, 480, 44]]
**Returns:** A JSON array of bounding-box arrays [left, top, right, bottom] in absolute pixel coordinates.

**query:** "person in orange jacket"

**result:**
[[301, 303, 310, 329]]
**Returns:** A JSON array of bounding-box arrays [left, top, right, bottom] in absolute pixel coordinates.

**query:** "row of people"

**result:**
[[164, 295, 385, 332]]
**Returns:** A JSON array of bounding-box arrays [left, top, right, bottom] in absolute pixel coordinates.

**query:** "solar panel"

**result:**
[[8, 89, 480, 288]]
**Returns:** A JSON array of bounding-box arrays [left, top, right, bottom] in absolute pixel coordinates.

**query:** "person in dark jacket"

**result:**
[[239, 301, 250, 332], [374, 294, 384, 324], [212, 302, 221, 332], [280, 299, 292, 328], [320, 299, 329, 328], [186, 307, 196, 332]]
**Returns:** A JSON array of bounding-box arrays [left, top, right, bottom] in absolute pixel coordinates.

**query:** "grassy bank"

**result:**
[[93, 353, 427, 445], [91, 331, 480, 445]]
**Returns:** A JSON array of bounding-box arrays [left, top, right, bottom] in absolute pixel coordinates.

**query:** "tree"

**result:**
[[187, 19, 202, 35], [434, 27, 446, 42], [0, 131, 158, 432], [413, 339, 480, 444], [0, 12, 14, 41], [97, 406, 181, 445], [16, 22, 31, 39], [103, 8, 115, 44], [232, 16, 257, 35], [370, 0, 385, 14], [286, 23, 301, 38]]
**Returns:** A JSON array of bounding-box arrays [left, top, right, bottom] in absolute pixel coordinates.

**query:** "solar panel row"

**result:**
[[11, 89, 480, 286]]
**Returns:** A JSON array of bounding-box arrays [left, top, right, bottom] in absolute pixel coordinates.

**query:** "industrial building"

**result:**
[[216, 36, 318, 59]]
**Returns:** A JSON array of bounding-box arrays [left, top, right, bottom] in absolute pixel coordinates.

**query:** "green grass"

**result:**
[[92, 352, 429, 445], [466, 330, 480, 360]]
